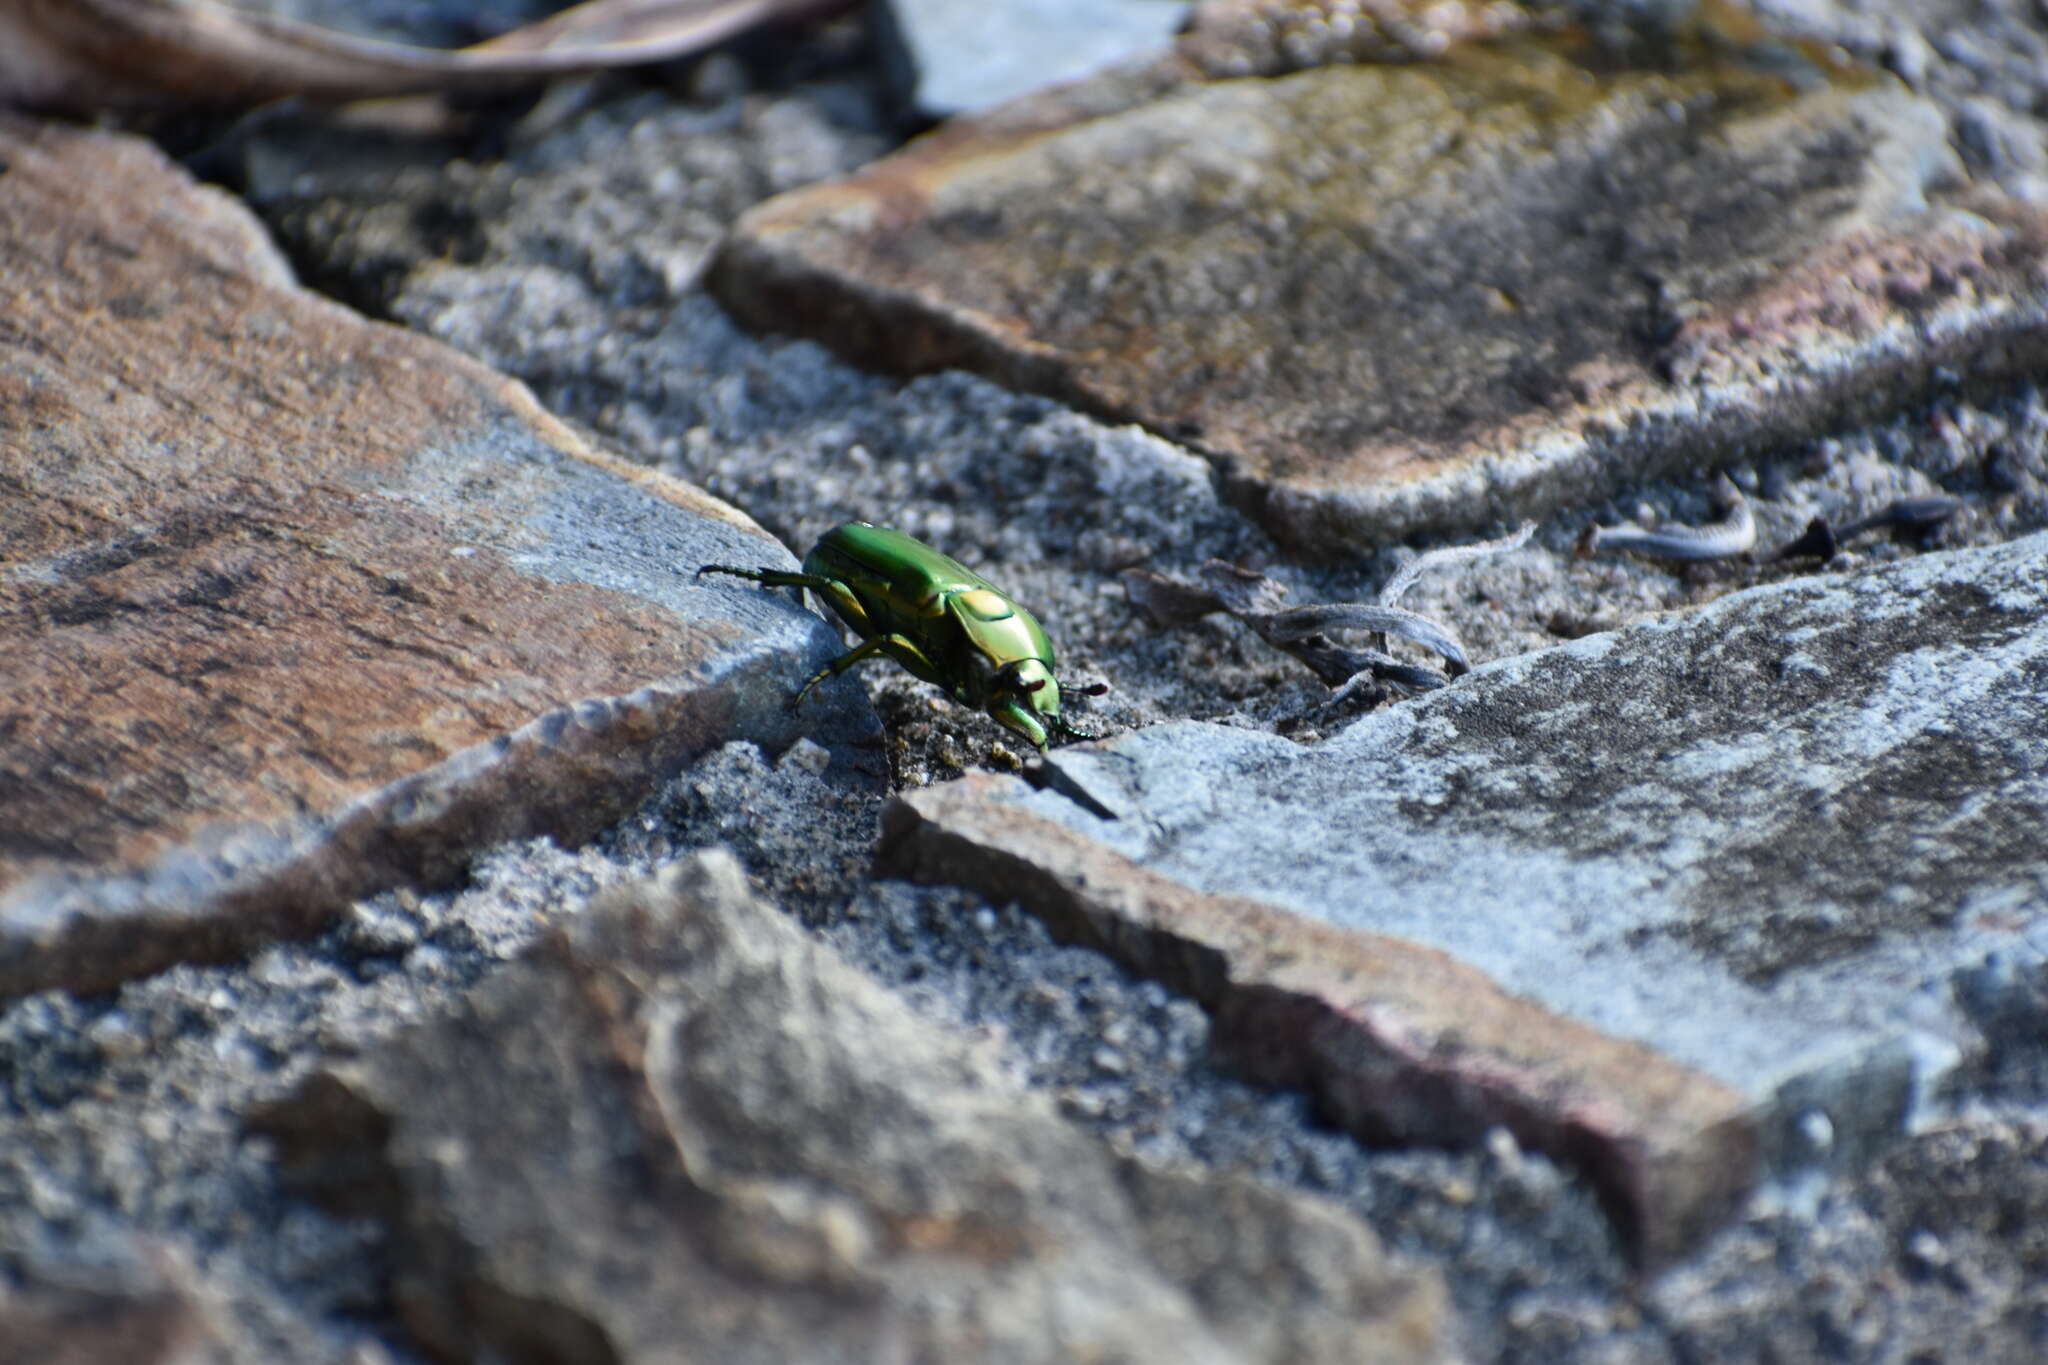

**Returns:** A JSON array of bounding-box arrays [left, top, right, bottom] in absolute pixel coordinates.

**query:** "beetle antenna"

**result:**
[[1061, 681, 1108, 700]]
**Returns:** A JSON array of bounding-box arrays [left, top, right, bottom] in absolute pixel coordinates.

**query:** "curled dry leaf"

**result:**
[[1121, 561, 1462, 694], [1121, 525, 1532, 702], [0, 0, 845, 113], [1578, 473, 1757, 562]]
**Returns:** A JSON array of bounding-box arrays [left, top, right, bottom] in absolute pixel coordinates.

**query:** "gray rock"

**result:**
[[1650, 1114, 2048, 1361], [252, 850, 1455, 1364], [878, 770, 1756, 1264], [882, 531, 2048, 1244], [876, 0, 1191, 117]]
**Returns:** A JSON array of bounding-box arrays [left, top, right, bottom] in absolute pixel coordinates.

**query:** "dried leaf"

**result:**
[[1122, 552, 1484, 696], [1194, 559, 1293, 616], [1119, 567, 1230, 629], [0, 0, 843, 113], [1251, 602, 1469, 676]]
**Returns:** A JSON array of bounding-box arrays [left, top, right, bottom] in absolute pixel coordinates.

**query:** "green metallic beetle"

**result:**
[[698, 521, 1102, 752]]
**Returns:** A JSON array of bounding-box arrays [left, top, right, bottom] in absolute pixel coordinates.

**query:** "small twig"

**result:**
[[1579, 475, 1755, 562], [1773, 494, 1964, 562], [1379, 521, 1534, 606], [1836, 494, 1964, 541]]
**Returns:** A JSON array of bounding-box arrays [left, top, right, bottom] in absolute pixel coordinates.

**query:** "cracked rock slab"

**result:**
[[878, 532, 2048, 1259], [710, 27, 2048, 553], [877, 775, 1756, 1265], [0, 116, 873, 1001], [252, 850, 1454, 1365]]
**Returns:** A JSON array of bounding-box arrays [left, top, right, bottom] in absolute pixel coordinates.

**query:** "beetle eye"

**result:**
[[1016, 675, 1046, 694]]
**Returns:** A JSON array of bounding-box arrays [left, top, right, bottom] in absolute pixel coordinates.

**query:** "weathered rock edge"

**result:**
[[708, 30, 2048, 554], [0, 115, 870, 999], [875, 786, 1756, 1264], [1, 672, 804, 1001], [254, 851, 1456, 1365]]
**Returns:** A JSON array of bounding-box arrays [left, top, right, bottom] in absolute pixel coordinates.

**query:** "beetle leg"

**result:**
[[695, 564, 829, 589], [696, 564, 876, 637], [1053, 714, 1098, 742], [792, 632, 944, 708]]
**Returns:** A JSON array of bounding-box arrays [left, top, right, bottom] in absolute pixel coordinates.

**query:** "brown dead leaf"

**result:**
[[0, 0, 845, 113]]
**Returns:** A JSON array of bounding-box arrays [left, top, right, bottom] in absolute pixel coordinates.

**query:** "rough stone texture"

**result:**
[[877, 779, 1755, 1264], [1649, 1114, 2048, 1362], [0, 1248, 223, 1365], [1173, 0, 1563, 76], [875, 0, 1191, 116], [708, 30, 2048, 553], [15, 10, 2036, 1362], [1751, 0, 2048, 199], [237, 29, 2048, 786], [0, 116, 873, 1000], [880, 531, 2048, 1248], [254, 851, 1455, 1365], [241, 71, 890, 329]]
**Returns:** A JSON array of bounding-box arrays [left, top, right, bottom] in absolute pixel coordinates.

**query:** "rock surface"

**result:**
[[0, 1248, 223, 1365], [255, 850, 1454, 1365], [0, 117, 872, 1001], [884, 530, 2048, 1251], [710, 22, 2048, 553], [878, 779, 1755, 1263], [875, 0, 1192, 116], [8, 4, 2048, 1363]]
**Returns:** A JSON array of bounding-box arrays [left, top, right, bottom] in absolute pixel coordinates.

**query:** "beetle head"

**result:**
[[987, 658, 1061, 752]]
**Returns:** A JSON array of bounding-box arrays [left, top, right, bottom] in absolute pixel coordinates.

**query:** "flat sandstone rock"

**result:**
[[879, 532, 2048, 1258], [254, 851, 1455, 1365], [711, 30, 2048, 552], [0, 117, 867, 1000]]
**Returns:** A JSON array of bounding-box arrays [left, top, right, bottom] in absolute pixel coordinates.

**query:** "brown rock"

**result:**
[[253, 850, 1454, 1365], [0, 117, 870, 1000], [0, 1249, 221, 1365], [709, 30, 2048, 553], [875, 777, 1757, 1264]]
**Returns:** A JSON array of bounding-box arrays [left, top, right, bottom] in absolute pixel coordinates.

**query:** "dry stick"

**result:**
[[1378, 521, 1535, 605], [1774, 494, 1963, 562]]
